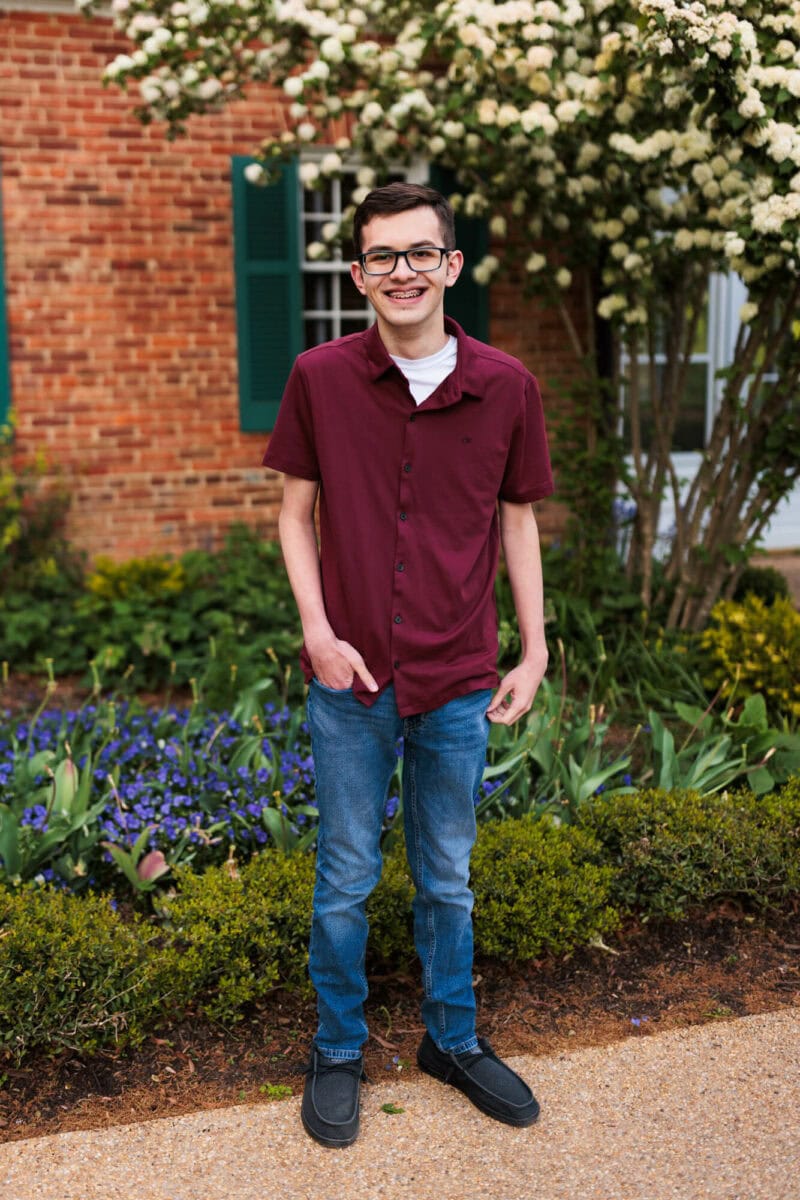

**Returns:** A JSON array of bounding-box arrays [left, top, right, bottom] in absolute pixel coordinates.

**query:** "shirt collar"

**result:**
[[363, 318, 485, 407]]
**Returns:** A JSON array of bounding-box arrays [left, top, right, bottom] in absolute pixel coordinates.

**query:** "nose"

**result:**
[[388, 251, 418, 280]]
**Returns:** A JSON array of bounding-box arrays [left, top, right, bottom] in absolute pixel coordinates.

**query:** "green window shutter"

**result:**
[[0, 170, 10, 424], [231, 156, 303, 432], [428, 165, 490, 343]]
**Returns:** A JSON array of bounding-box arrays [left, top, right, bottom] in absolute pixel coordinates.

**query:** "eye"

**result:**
[[364, 252, 394, 266], [409, 248, 440, 264]]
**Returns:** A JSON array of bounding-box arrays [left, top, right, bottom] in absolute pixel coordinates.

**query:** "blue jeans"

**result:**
[[306, 681, 492, 1061]]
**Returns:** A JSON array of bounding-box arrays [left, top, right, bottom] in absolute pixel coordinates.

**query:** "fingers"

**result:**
[[338, 641, 379, 693], [486, 671, 536, 724]]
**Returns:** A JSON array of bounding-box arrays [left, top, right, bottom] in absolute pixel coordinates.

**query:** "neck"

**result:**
[[377, 317, 449, 360]]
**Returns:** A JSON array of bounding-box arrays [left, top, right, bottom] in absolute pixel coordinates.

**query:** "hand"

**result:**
[[486, 656, 547, 725], [308, 634, 379, 692]]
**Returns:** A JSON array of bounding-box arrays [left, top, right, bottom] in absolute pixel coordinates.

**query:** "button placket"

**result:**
[[391, 414, 417, 679]]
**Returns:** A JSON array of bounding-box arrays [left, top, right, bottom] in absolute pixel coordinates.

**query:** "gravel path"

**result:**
[[2, 1009, 798, 1200]]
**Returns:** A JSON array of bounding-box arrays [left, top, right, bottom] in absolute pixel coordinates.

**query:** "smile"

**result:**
[[386, 288, 425, 299]]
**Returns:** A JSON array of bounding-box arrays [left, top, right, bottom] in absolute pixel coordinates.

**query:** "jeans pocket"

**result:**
[[312, 677, 354, 695]]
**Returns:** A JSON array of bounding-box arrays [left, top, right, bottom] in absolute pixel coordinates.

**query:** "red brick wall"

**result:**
[[0, 7, 570, 561]]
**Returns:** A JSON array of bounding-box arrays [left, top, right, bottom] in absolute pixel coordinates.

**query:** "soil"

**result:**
[[1, 904, 798, 1146]]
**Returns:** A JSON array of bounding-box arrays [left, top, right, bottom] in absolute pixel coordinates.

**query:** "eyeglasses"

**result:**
[[357, 247, 452, 275]]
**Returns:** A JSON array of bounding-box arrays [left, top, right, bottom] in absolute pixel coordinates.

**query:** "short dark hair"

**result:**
[[352, 182, 456, 255]]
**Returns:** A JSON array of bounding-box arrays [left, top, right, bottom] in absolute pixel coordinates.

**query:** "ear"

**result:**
[[444, 249, 464, 289], [351, 260, 367, 295]]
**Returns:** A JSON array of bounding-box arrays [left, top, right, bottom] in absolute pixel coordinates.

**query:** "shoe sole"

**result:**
[[417, 1056, 540, 1128], [301, 1106, 359, 1149]]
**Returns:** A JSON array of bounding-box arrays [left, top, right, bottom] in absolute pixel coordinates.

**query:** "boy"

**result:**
[[263, 182, 553, 1147]]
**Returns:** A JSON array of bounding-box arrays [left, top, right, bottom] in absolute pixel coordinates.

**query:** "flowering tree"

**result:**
[[82, 0, 800, 629]]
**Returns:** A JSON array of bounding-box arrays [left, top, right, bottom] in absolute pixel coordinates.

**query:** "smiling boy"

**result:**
[[262, 182, 553, 1147]]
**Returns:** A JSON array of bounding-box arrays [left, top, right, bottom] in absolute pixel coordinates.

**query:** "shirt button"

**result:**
[[393, 660, 400, 669], [399, 511, 407, 521], [394, 615, 403, 624], [396, 562, 405, 572], [409, 414, 416, 423], [403, 463, 412, 473]]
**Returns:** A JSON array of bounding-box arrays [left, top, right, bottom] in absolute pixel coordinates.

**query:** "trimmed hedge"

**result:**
[[2, 783, 799, 1067], [579, 781, 800, 920], [471, 817, 619, 960], [0, 886, 162, 1065]]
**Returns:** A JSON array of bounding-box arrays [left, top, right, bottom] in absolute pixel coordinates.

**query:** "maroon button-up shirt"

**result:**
[[262, 318, 554, 717]]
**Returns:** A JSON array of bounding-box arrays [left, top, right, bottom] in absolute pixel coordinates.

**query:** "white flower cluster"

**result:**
[[85, 0, 800, 324]]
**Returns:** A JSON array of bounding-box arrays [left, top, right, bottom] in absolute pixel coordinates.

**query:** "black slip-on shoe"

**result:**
[[301, 1047, 366, 1148], [417, 1032, 540, 1127]]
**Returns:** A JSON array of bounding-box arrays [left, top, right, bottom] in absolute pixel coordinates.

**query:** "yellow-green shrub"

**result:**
[[700, 594, 800, 720], [86, 554, 186, 600], [471, 816, 619, 961]]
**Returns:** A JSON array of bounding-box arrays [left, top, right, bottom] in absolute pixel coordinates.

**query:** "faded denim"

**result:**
[[306, 681, 491, 1061]]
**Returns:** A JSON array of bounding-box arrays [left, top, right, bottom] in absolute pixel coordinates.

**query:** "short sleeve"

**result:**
[[499, 374, 554, 503], [261, 359, 320, 480]]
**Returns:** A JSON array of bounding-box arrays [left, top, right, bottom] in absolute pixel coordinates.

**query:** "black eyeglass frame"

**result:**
[[356, 247, 453, 275]]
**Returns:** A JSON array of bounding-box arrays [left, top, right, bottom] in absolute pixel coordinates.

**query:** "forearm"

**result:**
[[278, 505, 335, 650], [499, 501, 548, 668], [277, 476, 378, 691]]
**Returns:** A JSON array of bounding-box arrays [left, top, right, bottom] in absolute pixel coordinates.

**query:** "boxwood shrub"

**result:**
[[579, 783, 800, 920], [0, 886, 162, 1066], [471, 815, 619, 960]]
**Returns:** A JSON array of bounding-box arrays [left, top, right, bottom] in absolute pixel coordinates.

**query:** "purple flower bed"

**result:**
[[0, 694, 507, 894]]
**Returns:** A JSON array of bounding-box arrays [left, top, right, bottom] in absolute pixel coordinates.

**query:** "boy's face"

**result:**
[[350, 206, 463, 337]]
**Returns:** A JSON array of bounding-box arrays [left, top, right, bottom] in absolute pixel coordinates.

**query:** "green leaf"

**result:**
[[0, 804, 22, 877]]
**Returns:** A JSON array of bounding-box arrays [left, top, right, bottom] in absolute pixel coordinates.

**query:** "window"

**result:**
[[619, 271, 800, 550], [301, 167, 378, 346], [620, 273, 747, 455], [231, 155, 490, 432]]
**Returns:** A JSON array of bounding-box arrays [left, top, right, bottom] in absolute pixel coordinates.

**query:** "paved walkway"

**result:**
[[1, 1009, 798, 1200]]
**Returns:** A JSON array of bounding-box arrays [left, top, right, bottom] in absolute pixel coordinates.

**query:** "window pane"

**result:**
[[674, 363, 707, 451], [342, 318, 371, 337], [305, 317, 334, 345], [624, 363, 706, 452], [341, 273, 367, 309], [304, 273, 333, 311]]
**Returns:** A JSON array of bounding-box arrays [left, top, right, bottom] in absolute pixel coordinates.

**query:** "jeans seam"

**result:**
[[406, 743, 438, 1023]]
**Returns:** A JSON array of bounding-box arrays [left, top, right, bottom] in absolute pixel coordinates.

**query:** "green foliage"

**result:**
[[579, 784, 800, 921], [478, 677, 636, 824], [3, 780, 800, 1068], [154, 850, 315, 1023], [470, 816, 619, 961], [733, 564, 790, 606], [0, 524, 303, 707], [0, 885, 162, 1066], [0, 413, 81, 592], [699, 594, 800, 722]]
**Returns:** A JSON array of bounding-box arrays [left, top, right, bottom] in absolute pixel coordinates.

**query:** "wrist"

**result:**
[[303, 621, 336, 655]]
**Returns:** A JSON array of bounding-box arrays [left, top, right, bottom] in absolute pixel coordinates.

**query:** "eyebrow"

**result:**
[[361, 240, 441, 253]]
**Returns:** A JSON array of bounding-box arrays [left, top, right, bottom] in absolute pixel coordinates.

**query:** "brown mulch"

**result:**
[[1, 904, 798, 1146]]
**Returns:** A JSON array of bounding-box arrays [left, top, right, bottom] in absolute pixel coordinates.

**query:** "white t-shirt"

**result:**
[[390, 335, 458, 405]]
